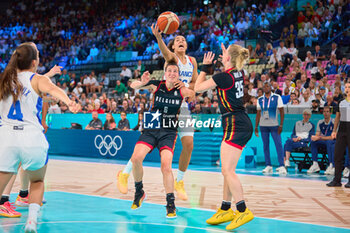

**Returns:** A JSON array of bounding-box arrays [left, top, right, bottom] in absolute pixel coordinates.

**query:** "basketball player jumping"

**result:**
[[117, 23, 198, 201]]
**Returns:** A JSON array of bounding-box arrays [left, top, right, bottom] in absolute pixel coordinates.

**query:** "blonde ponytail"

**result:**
[[227, 44, 250, 70], [237, 47, 249, 70]]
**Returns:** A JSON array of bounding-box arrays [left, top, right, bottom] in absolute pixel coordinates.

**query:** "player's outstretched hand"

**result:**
[[203, 51, 215, 65], [141, 71, 150, 85], [46, 65, 63, 78], [174, 80, 185, 89], [151, 23, 162, 38]]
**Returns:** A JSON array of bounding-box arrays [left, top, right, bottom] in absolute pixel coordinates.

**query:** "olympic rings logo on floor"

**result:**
[[94, 135, 123, 156]]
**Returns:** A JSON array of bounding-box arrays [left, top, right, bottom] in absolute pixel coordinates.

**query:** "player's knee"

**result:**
[[161, 162, 172, 174], [131, 154, 142, 165], [30, 179, 44, 184], [161, 165, 172, 174], [183, 140, 194, 152], [221, 166, 232, 177]]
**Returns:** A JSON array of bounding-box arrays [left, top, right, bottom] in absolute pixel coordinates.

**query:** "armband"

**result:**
[[200, 64, 214, 74]]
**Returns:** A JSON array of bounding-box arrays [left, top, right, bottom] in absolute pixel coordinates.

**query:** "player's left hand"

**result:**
[[203, 51, 215, 65], [46, 65, 63, 78], [41, 119, 48, 134], [68, 101, 81, 113], [174, 80, 185, 89]]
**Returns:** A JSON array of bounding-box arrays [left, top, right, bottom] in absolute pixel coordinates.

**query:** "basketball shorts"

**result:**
[[222, 112, 253, 150], [137, 129, 178, 154], [178, 105, 194, 138], [0, 125, 49, 173]]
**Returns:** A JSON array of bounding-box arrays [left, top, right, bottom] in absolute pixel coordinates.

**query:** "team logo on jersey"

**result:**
[[144, 110, 161, 129], [94, 135, 123, 156], [174, 91, 178, 96], [179, 71, 193, 77]]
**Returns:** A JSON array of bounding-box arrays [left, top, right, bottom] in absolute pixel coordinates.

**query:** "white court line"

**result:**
[[1, 220, 227, 233]]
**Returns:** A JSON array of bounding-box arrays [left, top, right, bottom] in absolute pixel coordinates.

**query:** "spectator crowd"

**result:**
[[0, 0, 290, 71]]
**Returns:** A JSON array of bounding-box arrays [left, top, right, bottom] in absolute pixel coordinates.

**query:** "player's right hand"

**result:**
[[141, 71, 150, 85], [151, 23, 162, 38]]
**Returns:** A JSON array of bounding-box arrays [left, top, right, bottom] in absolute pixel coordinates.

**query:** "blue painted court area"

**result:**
[[1, 191, 349, 233]]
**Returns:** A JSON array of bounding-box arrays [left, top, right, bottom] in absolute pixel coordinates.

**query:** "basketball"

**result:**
[[156, 11, 179, 34]]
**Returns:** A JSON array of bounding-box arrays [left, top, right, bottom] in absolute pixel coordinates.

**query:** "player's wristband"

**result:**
[[201, 64, 213, 74], [184, 83, 189, 88]]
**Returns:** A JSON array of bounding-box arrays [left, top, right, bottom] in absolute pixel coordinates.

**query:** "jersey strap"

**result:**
[[29, 74, 35, 81]]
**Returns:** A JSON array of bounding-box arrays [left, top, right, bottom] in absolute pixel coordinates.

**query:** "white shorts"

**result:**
[[178, 106, 194, 139], [0, 125, 49, 173]]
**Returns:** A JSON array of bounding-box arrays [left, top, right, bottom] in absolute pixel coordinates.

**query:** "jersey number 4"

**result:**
[[8, 101, 23, 121], [235, 80, 244, 98]]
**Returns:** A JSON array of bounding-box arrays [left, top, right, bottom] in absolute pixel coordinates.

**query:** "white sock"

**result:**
[[177, 170, 185, 181], [329, 163, 333, 168], [313, 161, 318, 166], [123, 160, 133, 174], [28, 203, 40, 222]]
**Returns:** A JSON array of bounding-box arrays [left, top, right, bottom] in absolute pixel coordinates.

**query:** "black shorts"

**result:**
[[222, 112, 253, 150], [136, 129, 178, 154]]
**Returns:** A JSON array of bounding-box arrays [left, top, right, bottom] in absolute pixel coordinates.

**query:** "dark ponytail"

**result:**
[[0, 43, 37, 103], [167, 39, 175, 52]]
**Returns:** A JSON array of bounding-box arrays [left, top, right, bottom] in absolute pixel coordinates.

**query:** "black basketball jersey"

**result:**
[[145, 80, 184, 129], [212, 67, 246, 115]]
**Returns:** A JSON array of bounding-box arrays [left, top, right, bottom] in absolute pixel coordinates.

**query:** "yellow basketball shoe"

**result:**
[[166, 203, 177, 218], [206, 208, 235, 225], [117, 170, 129, 194], [131, 191, 146, 210], [174, 179, 188, 201], [226, 208, 254, 231]]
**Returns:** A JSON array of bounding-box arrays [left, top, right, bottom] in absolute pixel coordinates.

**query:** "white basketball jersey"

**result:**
[[0, 71, 43, 131], [163, 55, 194, 82], [177, 55, 194, 84]]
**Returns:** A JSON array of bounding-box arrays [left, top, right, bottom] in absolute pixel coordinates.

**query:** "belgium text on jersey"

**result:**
[[155, 96, 181, 105], [163, 117, 221, 129]]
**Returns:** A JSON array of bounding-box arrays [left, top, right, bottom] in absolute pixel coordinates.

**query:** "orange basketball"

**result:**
[[156, 11, 180, 34]]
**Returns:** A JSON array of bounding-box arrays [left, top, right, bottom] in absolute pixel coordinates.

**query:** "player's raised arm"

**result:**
[[34, 74, 79, 113], [151, 23, 176, 62]]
